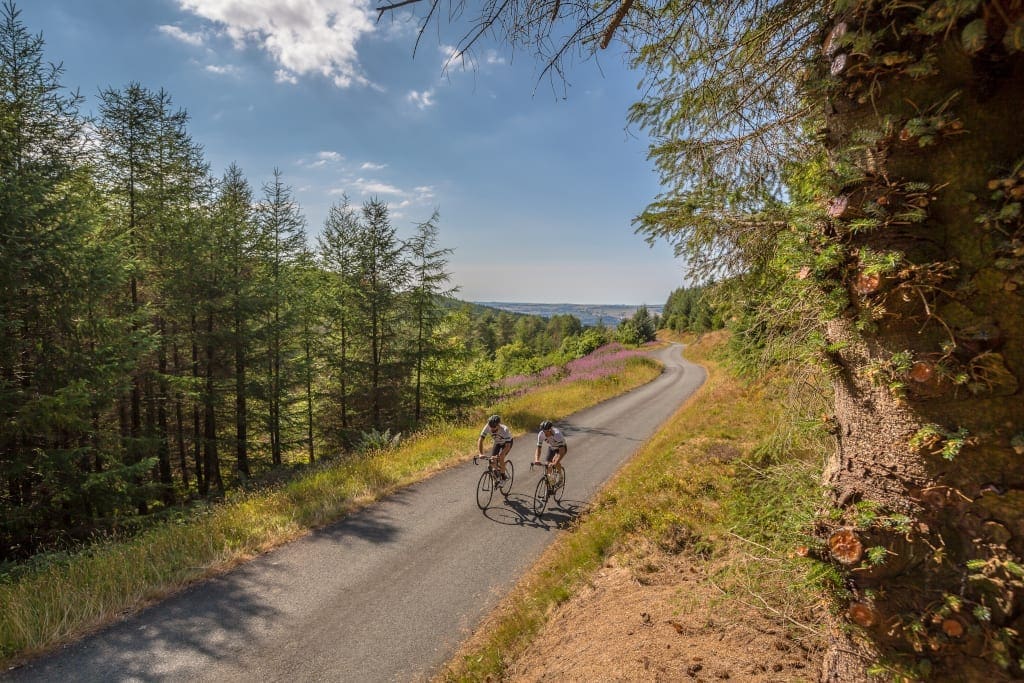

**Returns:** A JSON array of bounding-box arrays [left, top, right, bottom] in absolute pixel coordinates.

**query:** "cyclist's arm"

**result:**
[[477, 434, 485, 455]]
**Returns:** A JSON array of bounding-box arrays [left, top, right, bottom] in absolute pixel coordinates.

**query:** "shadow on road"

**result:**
[[8, 558, 290, 681], [314, 491, 408, 546], [478, 493, 588, 531]]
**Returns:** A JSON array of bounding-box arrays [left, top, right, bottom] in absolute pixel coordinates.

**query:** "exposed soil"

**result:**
[[501, 547, 824, 682]]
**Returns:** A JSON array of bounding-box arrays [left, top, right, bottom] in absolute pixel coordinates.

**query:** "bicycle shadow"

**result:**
[[479, 493, 549, 528], [479, 490, 589, 531], [533, 497, 587, 529]]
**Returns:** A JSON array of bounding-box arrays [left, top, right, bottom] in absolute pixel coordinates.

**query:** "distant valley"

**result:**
[[475, 301, 663, 327]]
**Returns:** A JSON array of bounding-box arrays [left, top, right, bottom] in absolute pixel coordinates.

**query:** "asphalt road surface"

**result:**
[[4, 343, 706, 683]]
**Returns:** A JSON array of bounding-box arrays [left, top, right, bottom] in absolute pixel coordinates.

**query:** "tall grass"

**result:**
[[439, 331, 830, 681], [0, 350, 662, 666]]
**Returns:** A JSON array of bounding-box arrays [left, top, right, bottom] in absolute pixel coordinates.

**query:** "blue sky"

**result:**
[[20, 0, 687, 305]]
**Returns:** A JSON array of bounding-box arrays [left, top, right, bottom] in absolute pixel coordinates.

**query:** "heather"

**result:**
[[499, 342, 655, 398]]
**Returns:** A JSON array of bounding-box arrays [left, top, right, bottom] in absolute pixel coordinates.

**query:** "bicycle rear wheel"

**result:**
[[476, 469, 494, 510], [532, 477, 549, 517], [499, 460, 515, 496], [553, 466, 566, 505]]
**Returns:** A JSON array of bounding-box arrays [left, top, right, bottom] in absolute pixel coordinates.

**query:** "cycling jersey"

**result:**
[[480, 423, 513, 445], [537, 426, 567, 450]]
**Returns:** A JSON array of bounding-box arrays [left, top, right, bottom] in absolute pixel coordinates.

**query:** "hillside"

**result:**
[[475, 302, 664, 326]]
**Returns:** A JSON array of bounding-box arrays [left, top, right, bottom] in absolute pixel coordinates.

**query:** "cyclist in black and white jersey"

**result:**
[[534, 420, 567, 470], [477, 414, 513, 481]]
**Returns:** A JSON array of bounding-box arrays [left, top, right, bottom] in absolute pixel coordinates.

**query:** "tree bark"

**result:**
[[818, 5, 1024, 678]]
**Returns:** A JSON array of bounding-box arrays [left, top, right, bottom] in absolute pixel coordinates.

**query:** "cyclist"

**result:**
[[477, 414, 513, 482], [534, 420, 567, 474]]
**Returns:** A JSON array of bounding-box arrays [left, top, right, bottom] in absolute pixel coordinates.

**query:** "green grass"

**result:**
[[0, 353, 662, 667], [438, 331, 830, 681]]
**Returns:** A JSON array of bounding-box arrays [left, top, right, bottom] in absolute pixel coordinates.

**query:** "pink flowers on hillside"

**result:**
[[563, 343, 647, 382], [498, 343, 651, 397]]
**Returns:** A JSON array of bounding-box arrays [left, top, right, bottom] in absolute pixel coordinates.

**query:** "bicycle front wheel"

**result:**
[[553, 466, 566, 505], [476, 469, 494, 510], [500, 460, 515, 496], [532, 477, 549, 517]]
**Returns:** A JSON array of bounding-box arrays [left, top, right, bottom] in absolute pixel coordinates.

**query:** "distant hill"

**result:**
[[474, 302, 663, 327]]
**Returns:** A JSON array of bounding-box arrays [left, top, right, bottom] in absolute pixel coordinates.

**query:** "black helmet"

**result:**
[[487, 414, 501, 426], [540, 420, 553, 431]]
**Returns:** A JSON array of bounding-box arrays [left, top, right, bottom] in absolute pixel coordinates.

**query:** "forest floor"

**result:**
[[500, 544, 823, 682]]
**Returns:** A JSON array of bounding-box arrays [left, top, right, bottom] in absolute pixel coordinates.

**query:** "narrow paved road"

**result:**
[[4, 344, 705, 683]]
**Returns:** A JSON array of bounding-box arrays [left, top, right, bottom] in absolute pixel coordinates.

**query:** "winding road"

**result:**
[[4, 343, 706, 682]]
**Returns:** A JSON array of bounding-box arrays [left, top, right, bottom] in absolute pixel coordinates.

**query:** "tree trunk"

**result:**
[[156, 319, 174, 506], [305, 335, 315, 464], [172, 341, 190, 491], [204, 311, 222, 494], [235, 320, 249, 479], [191, 315, 205, 496], [818, 6, 1024, 679]]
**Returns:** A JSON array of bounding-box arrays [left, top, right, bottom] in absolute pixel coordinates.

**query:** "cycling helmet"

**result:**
[[540, 420, 553, 431], [487, 414, 501, 426]]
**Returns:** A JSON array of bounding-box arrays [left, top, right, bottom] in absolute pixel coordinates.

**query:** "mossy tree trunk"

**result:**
[[816, 1, 1024, 678]]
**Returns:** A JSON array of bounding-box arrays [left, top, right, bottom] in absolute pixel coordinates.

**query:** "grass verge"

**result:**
[[0, 355, 661, 667], [437, 331, 831, 681]]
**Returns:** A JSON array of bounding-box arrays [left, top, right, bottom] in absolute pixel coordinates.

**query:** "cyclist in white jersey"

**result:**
[[477, 414, 513, 481], [534, 420, 567, 470]]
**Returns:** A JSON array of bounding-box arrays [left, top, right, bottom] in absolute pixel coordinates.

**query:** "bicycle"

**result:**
[[530, 461, 566, 517], [473, 454, 514, 509]]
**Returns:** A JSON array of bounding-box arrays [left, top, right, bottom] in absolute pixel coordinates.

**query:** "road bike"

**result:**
[[473, 454, 514, 509], [530, 461, 566, 517]]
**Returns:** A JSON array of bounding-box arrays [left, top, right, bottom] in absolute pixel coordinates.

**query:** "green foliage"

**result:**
[[616, 305, 657, 344], [356, 428, 403, 452], [909, 424, 970, 460]]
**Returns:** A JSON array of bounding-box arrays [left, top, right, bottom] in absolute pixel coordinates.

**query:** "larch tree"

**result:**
[[318, 197, 362, 442], [351, 198, 411, 431], [212, 162, 261, 481], [0, 0, 141, 554], [257, 168, 307, 466], [405, 211, 457, 424], [95, 81, 164, 513], [380, 0, 1024, 678]]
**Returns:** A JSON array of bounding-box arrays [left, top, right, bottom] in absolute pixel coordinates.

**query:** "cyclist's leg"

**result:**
[[495, 441, 511, 477]]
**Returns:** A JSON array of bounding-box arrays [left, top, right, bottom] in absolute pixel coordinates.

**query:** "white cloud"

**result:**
[[159, 24, 206, 46], [176, 0, 376, 88], [406, 89, 435, 110], [360, 161, 387, 170], [205, 63, 240, 76], [354, 178, 404, 195], [484, 49, 506, 65], [440, 44, 464, 67], [274, 69, 299, 84], [315, 151, 343, 166]]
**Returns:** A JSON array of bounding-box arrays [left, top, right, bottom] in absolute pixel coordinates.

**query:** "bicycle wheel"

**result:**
[[476, 469, 494, 510], [553, 466, 566, 505], [499, 460, 515, 496], [532, 477, 549, 517]]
